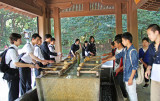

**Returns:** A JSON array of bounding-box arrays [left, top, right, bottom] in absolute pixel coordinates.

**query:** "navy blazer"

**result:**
[[40, 41, 57, 60]]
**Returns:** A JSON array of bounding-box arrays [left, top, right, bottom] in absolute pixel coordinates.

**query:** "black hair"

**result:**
[[32, 33, 41, 39], [9, 33, 22, 44], [142, 37, 149, 42], [122, 32, 132, 43], [115, 34, 122, 44], [84, 41, 88, 43], [75, 39, 80, 43], [89, 36, 95, 43], [45, 34, 52, 39], [51, 38, 55, 41], [147, 24, 160, 33], [111, 41, 114, 46], [115, 34, 122, 41]]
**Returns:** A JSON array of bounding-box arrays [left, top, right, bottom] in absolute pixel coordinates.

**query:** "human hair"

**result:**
[[111, 41, 114, 46], [147, 24, 160, 33], [115, 34, 122, 41], [142, 37, 149, 42], [9, 33, 22, 44], [51, 38, 55, 41], [45, 34, 52, 39], [122, 32, 132, 43], [75, 39, 80, 43], [32, 33, 41, 39], [84, 41, 88, 43], [89, 36, 95, 43]]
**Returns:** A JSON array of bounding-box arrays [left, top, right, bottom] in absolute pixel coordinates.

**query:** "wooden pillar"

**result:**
[[38, 7, 51, 41], [115, 2, 122, 34], [53, 7, 62, 53], [127, 0, 139, 50]]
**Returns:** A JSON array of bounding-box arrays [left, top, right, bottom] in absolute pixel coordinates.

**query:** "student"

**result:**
[[41, 34, 57, 60], [113, 35, 127, 99], [145, 24, 160, 101], [48, 38, 61, 62], [87, 36, 96, 56], [19, 34, 48, 95], [102, 41, 116, 58], [4, 33, 37, 101], [69, 39, 81, 57], [139, 37, 150, 88], [103, 32, 138, 101], [82, 41, 89, 58]]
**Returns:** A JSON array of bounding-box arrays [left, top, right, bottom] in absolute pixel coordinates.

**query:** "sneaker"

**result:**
[[143, 84, 149, 88]]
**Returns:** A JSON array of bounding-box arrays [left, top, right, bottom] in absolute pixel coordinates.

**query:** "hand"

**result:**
[[90, 52, 94, 56], [102, 60, 107, 64], [48, 60, 54, 63], [144, 63, 148, 68], [35, 64, 40, 69], [115, 68, 120, 74], [41, 60, 48, 65], [128, 78, 133, 86], [145, 68, 151, 79]]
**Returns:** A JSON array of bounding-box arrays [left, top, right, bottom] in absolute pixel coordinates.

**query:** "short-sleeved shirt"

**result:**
[[114, 48, 123, 71], [5, 44, 19, 69], [34, 45, 44, 60], [21, 42, 34, 63]]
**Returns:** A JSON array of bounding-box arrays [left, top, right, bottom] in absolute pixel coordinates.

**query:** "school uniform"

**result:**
[[5, 44, 19, 101], [69, 43, 80, 57], [139, 48, 149, 83], [48, 44, 57, 62], [82, 45, 89, 58], [87, 42, 96, 56], [19, 42, 34, 95], [147, 42, 160, 101], [40, 41, 57, 60], [34, 45, 44, 77]]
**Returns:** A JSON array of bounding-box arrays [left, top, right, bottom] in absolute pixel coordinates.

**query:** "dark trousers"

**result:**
[[143, 65, 149, 83], [19, 60, 32, 95], [7, 76, 19, 101], [114, 72, 128, 98]]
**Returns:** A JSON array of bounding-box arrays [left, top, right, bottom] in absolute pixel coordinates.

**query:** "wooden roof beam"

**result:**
[[52, 9, 115, 18], [0, 0, 42, 16], [48, 2, 73, 9], [46, 0, 128, 4], [136, 0, 149, 9]]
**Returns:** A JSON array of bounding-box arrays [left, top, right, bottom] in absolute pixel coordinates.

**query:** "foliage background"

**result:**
[[0, 9, 160, 55]]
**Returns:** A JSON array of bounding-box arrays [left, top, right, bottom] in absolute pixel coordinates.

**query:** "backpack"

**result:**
[[130, 49, 144, 85], [0, 47, 19, 81]]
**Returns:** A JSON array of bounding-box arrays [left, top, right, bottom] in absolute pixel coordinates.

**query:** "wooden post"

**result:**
[[53, 7, 62, 53], [38, 7, 46, 41], [127, 0, 139, 50], [115, 2, 122, 34], [38, 7, 51, 41]]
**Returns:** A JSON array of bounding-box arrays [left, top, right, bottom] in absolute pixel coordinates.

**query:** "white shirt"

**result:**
[[34, 45, 44, 60], [114, 48, 124, 71], [21, 42, 35, 63], [48, 44, 56, 58], [5, 44, 19, 69]]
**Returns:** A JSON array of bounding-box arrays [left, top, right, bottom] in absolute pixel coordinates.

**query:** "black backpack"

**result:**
[[0, 47, 19, 81]]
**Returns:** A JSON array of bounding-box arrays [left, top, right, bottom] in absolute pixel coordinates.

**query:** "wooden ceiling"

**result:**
[[0, 0, 159, 18]]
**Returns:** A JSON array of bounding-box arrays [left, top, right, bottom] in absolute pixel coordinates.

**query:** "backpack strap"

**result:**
[[129, 49, 137, 67]]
